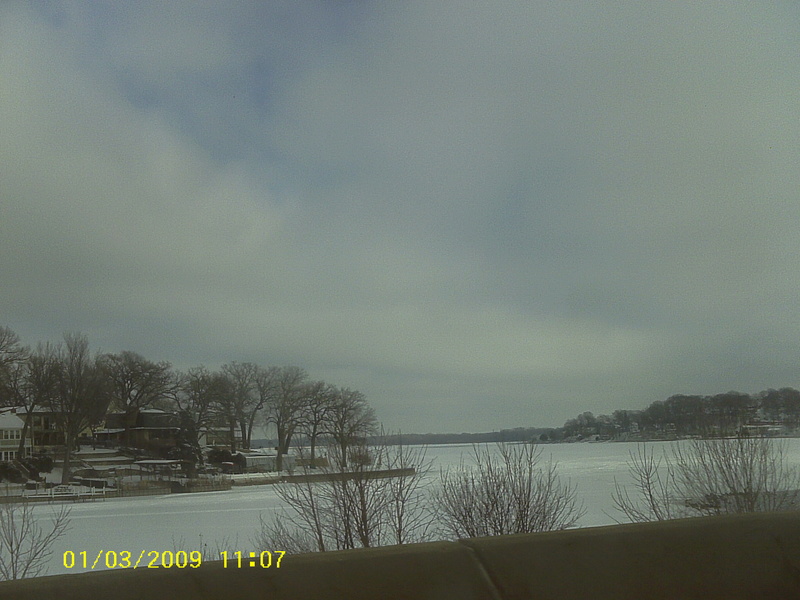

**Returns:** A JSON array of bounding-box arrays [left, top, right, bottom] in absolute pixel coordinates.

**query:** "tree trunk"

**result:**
[[228, 420, 237, 452], [16, 413, 31, 457], [340, 440, 349, 469], [60, 432, 73, 484], [276, 430, 287, 472], [123, 409, 136, 447], [246, 412, 260, 453]]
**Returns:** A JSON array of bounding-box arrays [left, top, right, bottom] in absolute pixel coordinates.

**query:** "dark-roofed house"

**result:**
[[99, 408, 181, 451]]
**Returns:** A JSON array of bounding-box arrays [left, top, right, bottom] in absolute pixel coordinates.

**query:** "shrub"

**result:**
[[0, 463, 25, 484], [613, 437, 800, 522], [432, 443, 584, 537], [207, 448, 233, 465]]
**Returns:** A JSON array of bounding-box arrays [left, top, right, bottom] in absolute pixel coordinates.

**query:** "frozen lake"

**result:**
[[22, 439, 800, 577]]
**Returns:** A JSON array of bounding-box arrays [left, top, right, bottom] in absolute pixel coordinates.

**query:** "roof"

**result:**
[[0, 412, 25, 429]]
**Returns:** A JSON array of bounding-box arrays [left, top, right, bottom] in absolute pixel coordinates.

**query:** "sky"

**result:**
[[2, 1, 799, 433]]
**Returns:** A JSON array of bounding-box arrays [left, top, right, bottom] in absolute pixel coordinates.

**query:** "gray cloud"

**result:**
[[2, 2, 799, 431]]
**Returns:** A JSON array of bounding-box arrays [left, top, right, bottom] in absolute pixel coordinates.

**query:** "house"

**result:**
[[200, 423, 241, 449], [19, 407, 68, 449], [0, 408, 31, 462], [241, 451, 295, 473], [99, 408, 181, 451], [96, 410, 242, 452]]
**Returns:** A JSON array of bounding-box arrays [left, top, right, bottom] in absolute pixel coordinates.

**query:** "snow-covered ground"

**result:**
[[22, 439, 800, 577]]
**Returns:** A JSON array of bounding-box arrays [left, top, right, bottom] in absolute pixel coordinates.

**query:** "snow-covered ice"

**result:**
[[21, 439, 800, 577]]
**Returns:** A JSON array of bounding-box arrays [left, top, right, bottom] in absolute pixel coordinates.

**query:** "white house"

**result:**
[[0, 409, 30, 462]]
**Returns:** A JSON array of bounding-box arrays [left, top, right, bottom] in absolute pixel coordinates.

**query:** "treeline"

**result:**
[[548, 388, 800, 441], [379, 427, 551, 446], [0, 327, 377, 482]]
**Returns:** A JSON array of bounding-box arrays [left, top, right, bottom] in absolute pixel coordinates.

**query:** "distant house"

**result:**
[[0, 409, 31, 461], [96, 410, 243, 452], [99, 409, 181, 451], [23, 407, 68, 449], [241, 451, 295, 473], [200, 422, 241, 449], [4, 407, 69, 451]]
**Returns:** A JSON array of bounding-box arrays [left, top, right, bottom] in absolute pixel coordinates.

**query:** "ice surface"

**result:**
[[23, 439, 800, 576]]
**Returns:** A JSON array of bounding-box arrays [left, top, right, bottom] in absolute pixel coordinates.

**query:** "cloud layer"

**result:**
[[2, 2, 799, 431]]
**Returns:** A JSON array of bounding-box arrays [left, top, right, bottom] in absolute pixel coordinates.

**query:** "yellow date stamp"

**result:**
[[220, 550, 286, 568], [63, 549, 203, 569]]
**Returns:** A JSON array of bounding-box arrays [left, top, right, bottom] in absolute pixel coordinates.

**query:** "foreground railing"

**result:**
[[1, 511, 799, 599]]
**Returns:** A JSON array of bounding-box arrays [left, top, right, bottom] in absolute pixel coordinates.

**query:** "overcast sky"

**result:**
[[2, 2, 799, 433]]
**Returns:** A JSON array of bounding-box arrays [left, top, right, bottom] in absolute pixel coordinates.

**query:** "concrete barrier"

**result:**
[[1, 512, 799, 599], [461, 512, 800, 600]]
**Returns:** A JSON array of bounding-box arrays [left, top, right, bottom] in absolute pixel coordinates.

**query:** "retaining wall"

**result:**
[[1, 512, 799, 599]]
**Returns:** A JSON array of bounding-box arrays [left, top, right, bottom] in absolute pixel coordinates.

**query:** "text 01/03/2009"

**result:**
[[63, 550, 203, 569]]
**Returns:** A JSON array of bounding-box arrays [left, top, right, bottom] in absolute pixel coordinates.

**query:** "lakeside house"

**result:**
[[0, 408, 31, 461], [96, 409, 239, 452], [12, 406, 69, 450], [99, 408, 181, 450], [241, 450, 296, 473]]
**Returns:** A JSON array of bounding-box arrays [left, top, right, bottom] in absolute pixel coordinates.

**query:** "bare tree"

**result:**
[[211, 371, 238, 451], [0, 326, 29, 415], [221, 362, 263, 450], [103, 351, 175, 446], [0, 502, 70, 580], [18, 345, 61, 457], [256, 513, 320, 555], [175, 366, 227, 451], [0, 342, 60, 457], [432, 443, 584, 538], [613, 437, 800, 523], [298, 381, 335, 466], [675, 436, 800, 513], [49, 333, 112, 483], [611, 444, 686, 523], [382, 441, 434, 545], [324, 387, 377, 469], [323, 443, 388, 549], [258, 449, 330, 553], [0, 327, 28, 394], [255, 441, 432, 552], [265, 366, 308, 471]]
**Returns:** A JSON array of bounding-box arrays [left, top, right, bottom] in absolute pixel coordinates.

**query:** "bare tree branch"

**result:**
[[432, 443, 584, 538], [256, 440, 433, 552], [613, 437, 800, 522], [0, 502, 71, 580]]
